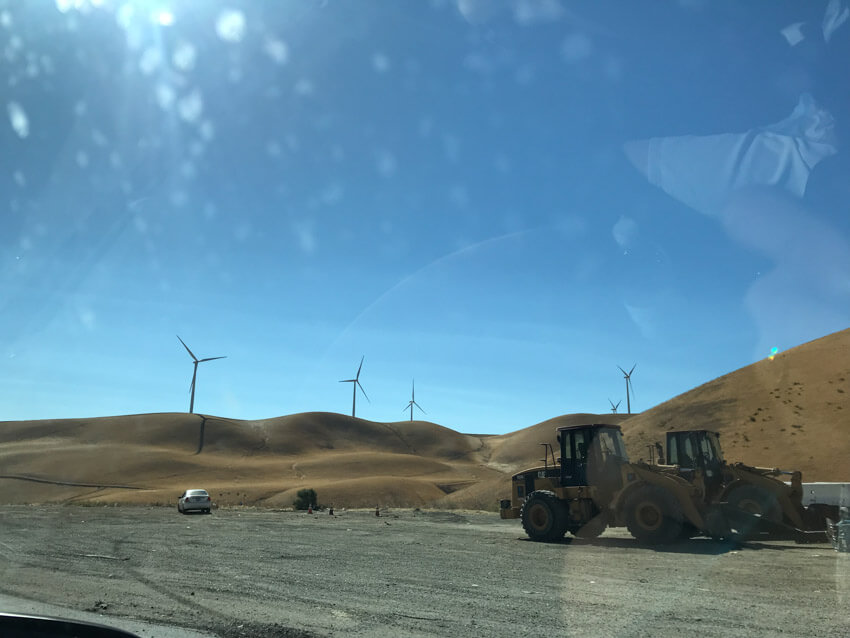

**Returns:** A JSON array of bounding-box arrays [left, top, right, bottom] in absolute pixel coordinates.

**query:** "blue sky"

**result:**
[[1, 0, 848, 433]]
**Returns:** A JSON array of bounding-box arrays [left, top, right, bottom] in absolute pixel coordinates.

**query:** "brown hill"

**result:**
[[0, 411, 490, 508], [1, 328, 847, 509], [620, 328, 850, 480]]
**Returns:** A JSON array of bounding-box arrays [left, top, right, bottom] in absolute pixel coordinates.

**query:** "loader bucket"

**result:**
[[719, 504, 828, 544]]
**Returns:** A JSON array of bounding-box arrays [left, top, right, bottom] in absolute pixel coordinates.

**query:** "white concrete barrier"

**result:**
[[795, 483, 850, 506]]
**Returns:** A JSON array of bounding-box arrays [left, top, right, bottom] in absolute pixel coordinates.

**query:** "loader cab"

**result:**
[[666, 430, 725, 496], [557, 424, 628, 491]]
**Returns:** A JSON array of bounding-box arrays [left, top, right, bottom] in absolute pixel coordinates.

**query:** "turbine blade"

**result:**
[[617, 365, 627, 376], [199, 356, 226, 362], [340, 379, 355, 383], [177, 335, 198, 361], [414, 401, 426, 414], [629, 363, 636, 375], [357, 381, 370, 403], [356, 355, 364, 380]]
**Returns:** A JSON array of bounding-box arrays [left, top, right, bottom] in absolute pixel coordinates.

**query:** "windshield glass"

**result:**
[[703, 432, 724, 463], [596, 428, 628, 461], [2, 1, 848, 636]]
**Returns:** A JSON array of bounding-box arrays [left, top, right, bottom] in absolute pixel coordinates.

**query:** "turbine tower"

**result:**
[[609, 399, 621, 414], [404, 379, 426, 422], [617, 364, 636, 414], [339, 356, 369, 418], [177, 335, 226, 414]]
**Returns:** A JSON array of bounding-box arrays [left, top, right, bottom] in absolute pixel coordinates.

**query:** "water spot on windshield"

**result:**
[[264, 37, 288, 64], [172, 42, 196, 71], [199, 120, 215, 142], [266, 141, 282, 157], [138, 47, 162, 75], [376, 150, 397, 177], [177, 90, 203, 123], [0, 10, 12, 27], [372, 53, 390, 73], [7, 101, 29, 138], [612, 216, 638, 250], [75, 150, 89, 169], [294, 79, 314, 96], [561, 32, 592, 63], [155, 84, 176, 110], [513, 0, 563, 25], [216, 9, 246, 43]]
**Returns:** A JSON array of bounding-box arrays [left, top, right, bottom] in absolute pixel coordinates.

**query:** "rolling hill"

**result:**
[[1, 328, 847, 509]]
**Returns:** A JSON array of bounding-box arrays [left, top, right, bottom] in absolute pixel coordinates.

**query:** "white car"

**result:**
[[177, 489, 212, 514]]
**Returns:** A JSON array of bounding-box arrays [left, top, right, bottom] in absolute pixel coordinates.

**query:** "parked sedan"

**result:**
[[178, 489, 212, 514]]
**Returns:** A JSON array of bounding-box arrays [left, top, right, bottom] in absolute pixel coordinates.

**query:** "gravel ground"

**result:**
[[1, 505, 848, 637]]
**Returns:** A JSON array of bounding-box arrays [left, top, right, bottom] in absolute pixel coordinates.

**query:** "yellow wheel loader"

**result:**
[[648, 430, 837, 542], [500, 423, 717, 544]]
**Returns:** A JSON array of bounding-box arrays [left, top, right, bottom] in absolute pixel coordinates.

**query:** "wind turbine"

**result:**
[[403, 379, 426, 422], [617, 364, 636, 414], [339, 356, 369, 418], [609, 399, 621, 414], [177, 335, 226, 414]]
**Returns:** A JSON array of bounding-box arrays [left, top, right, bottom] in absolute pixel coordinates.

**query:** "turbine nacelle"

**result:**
[[340, 356, 369, 417], [403, 379, 426, 422], [617, 364, 636, 414], [178, 335, 226, 414]]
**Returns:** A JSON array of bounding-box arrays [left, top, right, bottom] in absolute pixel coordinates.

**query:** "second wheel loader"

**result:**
[[647, 429, 837, 541]]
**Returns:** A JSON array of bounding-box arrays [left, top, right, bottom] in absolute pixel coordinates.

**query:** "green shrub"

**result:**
[[293, 488, 317, 510]]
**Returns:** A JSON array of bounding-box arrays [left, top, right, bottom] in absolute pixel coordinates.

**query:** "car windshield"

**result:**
[[2, 1, 848, 636]]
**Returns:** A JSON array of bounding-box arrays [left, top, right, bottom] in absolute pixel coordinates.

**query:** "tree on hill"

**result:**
[[294, 488, 317, 510]]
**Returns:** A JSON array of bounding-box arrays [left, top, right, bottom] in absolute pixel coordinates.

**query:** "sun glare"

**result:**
[[156, 9, 174, 26]]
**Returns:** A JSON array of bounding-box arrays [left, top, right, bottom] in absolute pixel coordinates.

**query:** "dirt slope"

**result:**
[[620, 328, 850, 480]]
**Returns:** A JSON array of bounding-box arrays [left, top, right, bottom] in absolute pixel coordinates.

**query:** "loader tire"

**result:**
[[521, 491, 568, 542], [625, 485, 684, 545]]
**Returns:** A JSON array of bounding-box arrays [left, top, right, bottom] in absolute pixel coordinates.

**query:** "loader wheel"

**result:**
[[625, 485, 683, 545], [520, 491, 568, 542]]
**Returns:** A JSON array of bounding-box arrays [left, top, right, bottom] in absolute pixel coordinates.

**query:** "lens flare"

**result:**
[[157, 10, 174, 26], [769, 346, 779, 361]]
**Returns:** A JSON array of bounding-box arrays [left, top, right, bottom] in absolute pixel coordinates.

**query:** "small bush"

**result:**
[[293, 488, 317, 510]]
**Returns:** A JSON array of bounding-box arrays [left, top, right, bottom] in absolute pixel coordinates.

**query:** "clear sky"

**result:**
[[1, 0, 848, 433]]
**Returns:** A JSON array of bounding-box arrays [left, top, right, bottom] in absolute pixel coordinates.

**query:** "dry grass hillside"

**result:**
[[621, 328, 850, 480], [0, 412, 499, 509], [1, 328, 847, 509]]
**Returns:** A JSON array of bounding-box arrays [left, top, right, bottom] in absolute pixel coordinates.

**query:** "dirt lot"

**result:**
[[0, 506, 848, 638]]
